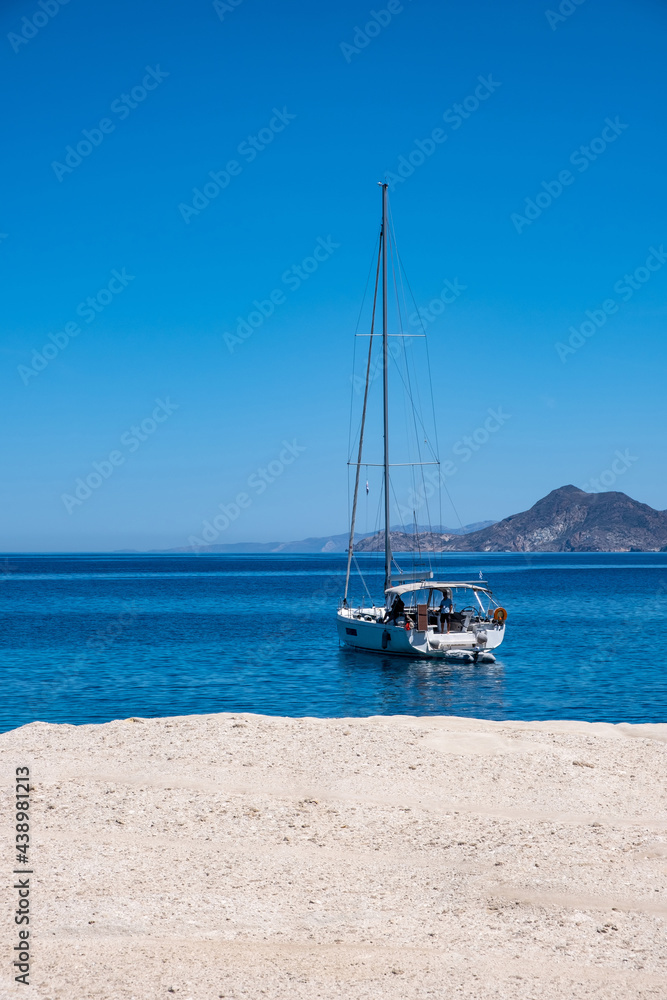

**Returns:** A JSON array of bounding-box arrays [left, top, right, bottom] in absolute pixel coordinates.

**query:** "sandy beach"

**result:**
[[2, 712, 666, 999]]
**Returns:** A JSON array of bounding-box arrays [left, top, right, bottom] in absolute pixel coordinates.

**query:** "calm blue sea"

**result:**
[[2, 553, 667, 733]]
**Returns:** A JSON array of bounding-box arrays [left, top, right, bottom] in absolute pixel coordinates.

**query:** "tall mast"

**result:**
[[381, 182, 392, 596]]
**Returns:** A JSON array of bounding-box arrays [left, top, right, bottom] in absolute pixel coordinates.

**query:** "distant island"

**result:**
[[159, 521, 495, 555], [356, 485, 667, 553], [156, 486, 667, 554]]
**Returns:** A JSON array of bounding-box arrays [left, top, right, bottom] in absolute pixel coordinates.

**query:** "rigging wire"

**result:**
[[347, 231, 381, 464], [383, 232, 437, 576], [388, 203, 431, 461], [392, 227, 467, 539], [344, 238, 382, 601], [390, 252, 431, 576], [390, 223, 422, 573], [383, 345, 440, 463], [350, 468, 385, 606], [346, 231, 382, 566], [352, 553, 374, 604]]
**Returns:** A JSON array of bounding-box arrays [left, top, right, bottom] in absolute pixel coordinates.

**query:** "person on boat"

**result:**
[[438, 590, 453, 633], [383, 593, 405, 625]]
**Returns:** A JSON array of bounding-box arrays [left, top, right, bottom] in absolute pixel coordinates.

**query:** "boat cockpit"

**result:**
[[342, 581, 505, 630]]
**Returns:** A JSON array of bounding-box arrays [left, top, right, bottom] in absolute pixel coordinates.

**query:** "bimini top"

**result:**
[[386, 581, 491, 597]]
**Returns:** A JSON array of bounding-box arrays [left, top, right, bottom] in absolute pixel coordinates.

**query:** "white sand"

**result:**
[[1, 712, 666, 999]]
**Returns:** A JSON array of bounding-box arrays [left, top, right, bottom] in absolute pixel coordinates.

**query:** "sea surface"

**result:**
[[2, 552, 667, 733]]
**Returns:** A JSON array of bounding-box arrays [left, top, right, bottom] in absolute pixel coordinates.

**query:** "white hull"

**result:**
[[336, 606, 505, 661]]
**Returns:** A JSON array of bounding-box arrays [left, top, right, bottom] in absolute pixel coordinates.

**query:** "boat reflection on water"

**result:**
[[337, 646, 508, 719]]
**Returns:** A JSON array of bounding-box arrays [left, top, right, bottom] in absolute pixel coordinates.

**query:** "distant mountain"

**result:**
[[159, 521, 494, 555], [393, 521, 496, 536], [275, 532, 356, 553], [161, 541, 285, 554], [356, 531, 457, 553], [449, 486, 667, 552], [161, 533, 357, 555], [356, 486, 667, 553]]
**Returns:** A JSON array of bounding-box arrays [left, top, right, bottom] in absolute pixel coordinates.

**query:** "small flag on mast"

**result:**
[[366, 480, 369, 495]]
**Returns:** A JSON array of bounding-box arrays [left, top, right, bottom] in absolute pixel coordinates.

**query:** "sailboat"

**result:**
[[336, 184, 508, 662]]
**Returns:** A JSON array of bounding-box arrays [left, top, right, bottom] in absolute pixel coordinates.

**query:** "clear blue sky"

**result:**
[[2, 0, 666, 551]]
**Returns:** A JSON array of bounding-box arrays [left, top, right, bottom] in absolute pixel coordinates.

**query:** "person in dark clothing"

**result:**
[[438, 589, 453, 633], [383, 593, 405, 624]]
